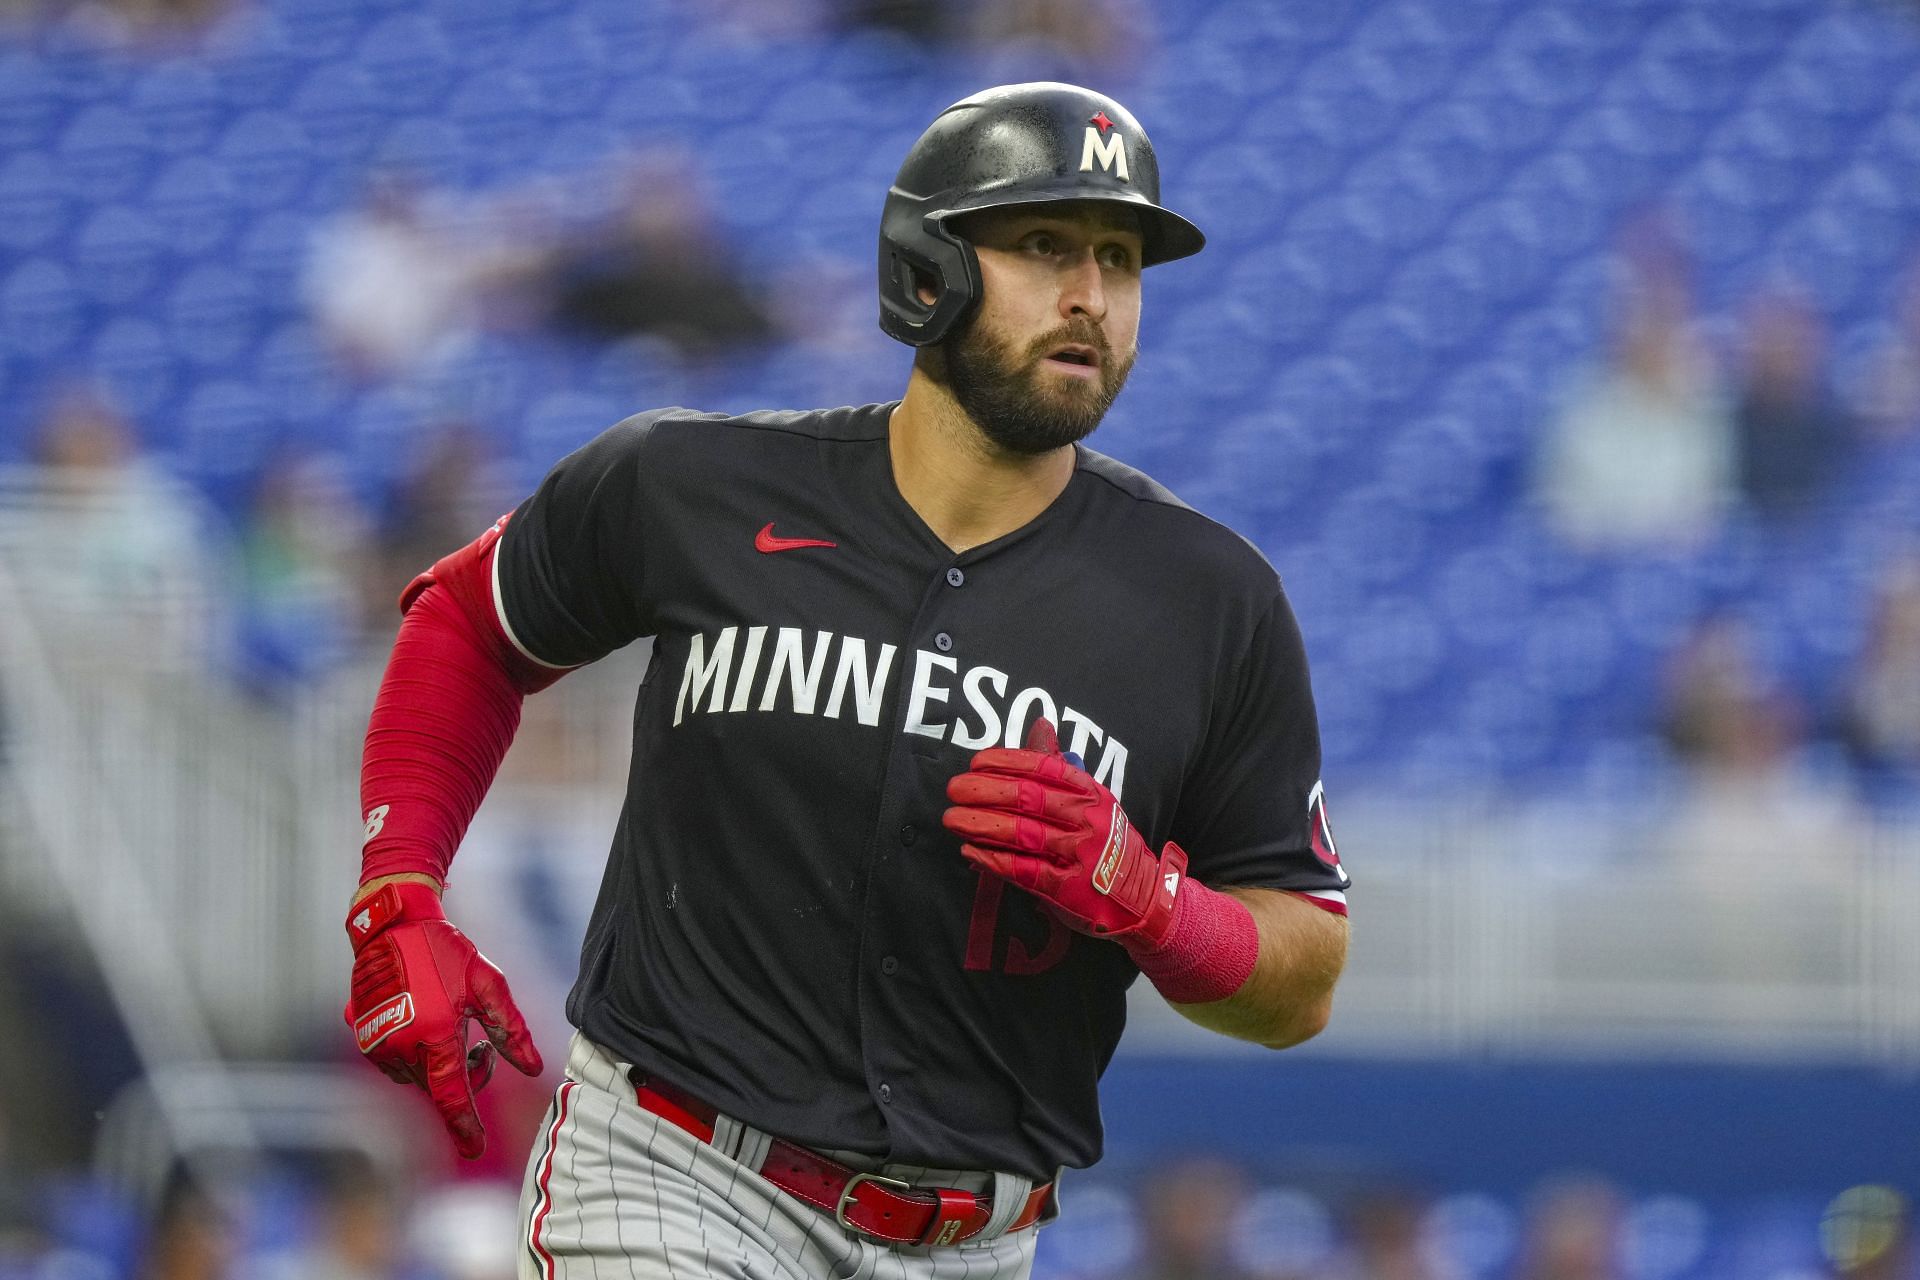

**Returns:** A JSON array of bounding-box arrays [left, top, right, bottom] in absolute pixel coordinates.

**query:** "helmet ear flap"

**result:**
[[878, 214, 981, 347]]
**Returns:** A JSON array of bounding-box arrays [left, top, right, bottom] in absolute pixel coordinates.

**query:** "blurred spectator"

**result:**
[[305, 175, 483, 380], [535, 152, 780, 355], [0, 1182, 52, 1280], [1317, 1187, 1444, 1280], [27, 0, 232, 49], [1841, 554, 1920, 785], [407, 1183, 521, 1280], [139, 1179, 231, 1280], [235, 452, 375, 696], [817, 0, 1147, 73], [832, 0, 953, 42], [965, 0, 1151, 81], [1732, 286, 1853, 521], [1656, 617, 1858, 878], [1855, 255, 1920, 438], [22, 386, 217, 655], [372, 424, 511, 621], [1823, 1185, 1912, 1279], [260, 1156, 408, 1280], [1512, 1178, 1622, 1280], [1122, 1157, 1258, 1280], [1536, 219, 1735, 550]]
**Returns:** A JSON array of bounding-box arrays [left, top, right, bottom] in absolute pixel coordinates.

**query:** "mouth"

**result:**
[[1041, 344, 1101, 376]]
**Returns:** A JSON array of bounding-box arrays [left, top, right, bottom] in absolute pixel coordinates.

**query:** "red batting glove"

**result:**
[[943, 718, 1184, 948], [343, 882, 543, 1159]]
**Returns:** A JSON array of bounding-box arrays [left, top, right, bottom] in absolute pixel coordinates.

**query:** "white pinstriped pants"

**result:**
[[516, 1033, 1043, 1280]]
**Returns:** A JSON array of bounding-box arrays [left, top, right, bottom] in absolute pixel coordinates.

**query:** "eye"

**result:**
[[1098, 243, 1136, 270], [1022, 231, 1059, 256]]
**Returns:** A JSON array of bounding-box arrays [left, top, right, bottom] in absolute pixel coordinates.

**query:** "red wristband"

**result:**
[[1122, 874, 1260, 1005]]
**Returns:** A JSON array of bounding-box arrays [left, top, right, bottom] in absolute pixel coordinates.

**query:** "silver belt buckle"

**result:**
[[834, 1171, 913, 1232]]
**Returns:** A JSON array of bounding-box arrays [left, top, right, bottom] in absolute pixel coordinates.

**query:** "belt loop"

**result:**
[[710, 1114, 744, 1160], [980, 1170, 1033, 1239], [733, 1124, 772, 1173]]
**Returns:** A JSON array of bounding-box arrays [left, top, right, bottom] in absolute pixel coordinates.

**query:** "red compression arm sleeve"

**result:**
[[359, 518, 570, 884]]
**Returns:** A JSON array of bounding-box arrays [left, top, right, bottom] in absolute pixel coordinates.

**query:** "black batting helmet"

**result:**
[[878, 82, 1206, 348]]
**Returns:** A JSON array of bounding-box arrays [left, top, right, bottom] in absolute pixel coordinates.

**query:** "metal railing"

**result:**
[[3, 466, 1918, 1076]]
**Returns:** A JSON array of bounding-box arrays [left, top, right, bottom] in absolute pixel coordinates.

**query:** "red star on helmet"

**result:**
[[1090, 110, 1115, 133]]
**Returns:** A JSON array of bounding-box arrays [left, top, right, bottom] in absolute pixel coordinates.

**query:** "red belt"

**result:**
[[633, 1074, 1051, 1247]]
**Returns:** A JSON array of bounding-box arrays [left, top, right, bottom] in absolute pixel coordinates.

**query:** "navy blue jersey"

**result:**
[[492, 402, 1347, 1181]]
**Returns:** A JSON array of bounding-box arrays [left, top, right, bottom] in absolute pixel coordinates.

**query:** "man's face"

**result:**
[[930, 203, 1145, 456]]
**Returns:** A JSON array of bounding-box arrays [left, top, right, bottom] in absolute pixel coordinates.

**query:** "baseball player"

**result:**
[[344, 82, 1351, 1280]]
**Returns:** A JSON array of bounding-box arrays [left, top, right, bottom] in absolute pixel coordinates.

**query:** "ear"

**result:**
[[912, 268, 938, 307]]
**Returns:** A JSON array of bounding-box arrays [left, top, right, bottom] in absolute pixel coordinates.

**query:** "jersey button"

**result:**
[[899, 824, 917, 846], [934, 632, 953, 652], [946, 567, 965, 588], [881, 956, 899, 975], [878, 1083, 893, 1105]]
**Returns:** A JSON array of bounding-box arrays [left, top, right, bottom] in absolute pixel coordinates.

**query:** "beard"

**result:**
[[937, 313, 1136, 457]]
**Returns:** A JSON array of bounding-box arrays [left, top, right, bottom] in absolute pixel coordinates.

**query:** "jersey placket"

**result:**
[[848, 548, 976, 1138]]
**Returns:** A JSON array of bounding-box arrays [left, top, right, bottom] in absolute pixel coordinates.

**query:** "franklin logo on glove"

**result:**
[[341, 881, 543, 1159]]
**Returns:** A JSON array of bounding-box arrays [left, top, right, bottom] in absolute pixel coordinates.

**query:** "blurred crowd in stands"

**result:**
[[19, 179, 1920, 812], [3, 1157, 1911, 1279], [8, 0, 1920, 1275]]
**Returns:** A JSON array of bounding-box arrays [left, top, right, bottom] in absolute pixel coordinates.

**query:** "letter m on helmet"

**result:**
[[1079, 126, 1129, 181]]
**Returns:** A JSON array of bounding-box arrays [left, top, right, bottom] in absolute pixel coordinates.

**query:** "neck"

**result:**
[[889, 364, 1077, 555]]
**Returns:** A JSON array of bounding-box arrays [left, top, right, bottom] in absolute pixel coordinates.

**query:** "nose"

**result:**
[[1057, 247, 1107, 324]]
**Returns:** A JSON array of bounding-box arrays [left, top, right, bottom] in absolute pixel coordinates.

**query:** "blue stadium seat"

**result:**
[[510, 16, 614, 120], [1342, 594, 1447, 695], [57, 104, 154, 204], [1491, 8, 1621, 109], [257, 321, 347, 429], [216, 111, 315, 210], [570, 0, 677, 69], [1377, 128, 1507, 214], [1782, 13, 1914, 114], [0, 50, 62, 153], [522, 389, 634, 463], [89, 316, 182, 418], [1307, 660, 1385, 769], [0, 258, 84, 360], [429, 0, 562, 64], [340, 384, 430, 479], [291, 64, 384, 162], [1327, 304, 1442, 406], [445, 71, 547, 179], [1345, 22, 1459, 105], [0, 151, 68, 253], [236, 211, 311, 313], [1338, 162, 1454, 252], [1453, 674, 1563, 775], [73, 205, 164, 306], [165, 264, 260, 367], [130, 62, 222, 156], [1232, 1188, 1336, 1276], [178, 379, 274, 483], [145, 154, 239, 256], [353, 13, 458, 114], [211, 13, 309, 110], [370, 117, 472, 189], [1381, 413, 1496, 518], [1384, 249, 1498, 353], [274, 0, 373, 62], [1501, 154, 1614, 258], [1434, 544, 1536, 652], [1445, 199, 1556, 304]]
